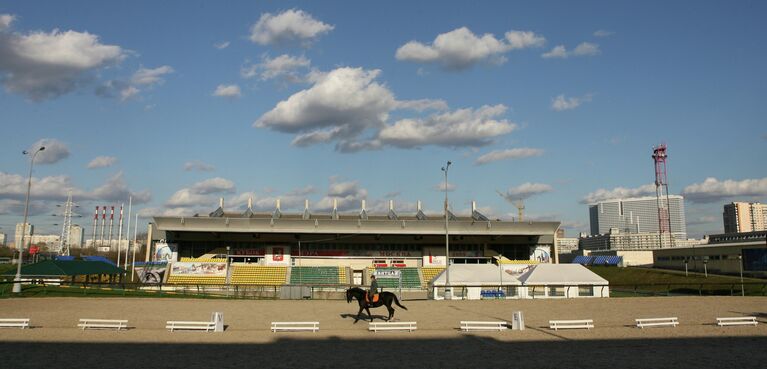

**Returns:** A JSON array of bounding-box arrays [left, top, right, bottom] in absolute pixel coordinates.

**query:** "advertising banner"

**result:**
[[134, 262, 167, 284], [170, 262, 227, 277]]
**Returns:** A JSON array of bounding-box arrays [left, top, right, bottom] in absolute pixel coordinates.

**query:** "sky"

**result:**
[[1, 0, 766, 242]]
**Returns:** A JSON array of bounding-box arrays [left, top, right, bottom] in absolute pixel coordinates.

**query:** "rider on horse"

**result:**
[[368, 275, 379, 304]]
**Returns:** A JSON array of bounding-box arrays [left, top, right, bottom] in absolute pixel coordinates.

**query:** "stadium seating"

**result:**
[[368, 268, 422, 289], [420, 267, 445, 287], [592, 256, 622, 266], [230, 265, 287, 285], [571, 256, 594, 265], [179, 257, 226, 263], [166, 275, 226, 285], [290, 266, 343, 285]]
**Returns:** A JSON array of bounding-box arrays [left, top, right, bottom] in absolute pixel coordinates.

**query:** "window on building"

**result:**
[[578, 285, 594, 296], [548, 286, 566, 297]]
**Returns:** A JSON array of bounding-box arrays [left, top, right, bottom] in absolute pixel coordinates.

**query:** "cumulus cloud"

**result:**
[[255, 67, 396, 144], [183, 161, 215, 172], [395, 27, 545, 70], [551, 94, 592, 111], [0, 18, 125, 100], [681, 177, 767, 203], [0, 14, 14, 30], [91, 171, 151, 204], [376, 104, 516, 149], [28, 138, 70, 164], [212, 84, 241, 98], [0, 171, 81, 200], [593, 30, 614, 37], [315, 178, 368, 211], [542, 42, 600, 59], [474, 147, 544, 165], [249, 9, 334, 46], [241, 54, 311, 82], [214, 41, 230, 49], [500, 183, 553, 200], [581, 183, 656, 204], [254, 67, 516, 152], [165, 177, 235, 207], [131, 65, 173, 86], [87, 156, 117, 169]]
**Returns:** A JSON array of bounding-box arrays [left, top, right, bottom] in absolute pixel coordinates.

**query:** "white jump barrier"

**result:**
[[166, 312, 223, 332], [78, 318, 128, 331], [271, 322, 320, 332], [0, 318, 30, 329], [635, 317, 679, 329], [549, 319, 594, 330], [716, 317, 758, 327], [369, 321, 417, 332], [460, 321, 507, 332]]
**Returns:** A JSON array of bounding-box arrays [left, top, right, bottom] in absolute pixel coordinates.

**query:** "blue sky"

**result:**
[[1, 1, 766, 241]]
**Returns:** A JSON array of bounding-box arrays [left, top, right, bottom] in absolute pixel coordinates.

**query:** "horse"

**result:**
[[345, 287, 407, 323]]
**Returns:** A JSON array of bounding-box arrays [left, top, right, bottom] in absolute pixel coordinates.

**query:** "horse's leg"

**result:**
[[387, 303, 394, 321], [365, 306, 373, 322], [354, 304, 364, 324]]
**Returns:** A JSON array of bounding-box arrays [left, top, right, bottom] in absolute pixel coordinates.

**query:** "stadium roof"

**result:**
[[517, 264, 608, 285], [4, 260, 126, 277], [431, 264, 521, 286]]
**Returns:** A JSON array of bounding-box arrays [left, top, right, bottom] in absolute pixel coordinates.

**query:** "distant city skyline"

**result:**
[[1, 1, 766, 239]]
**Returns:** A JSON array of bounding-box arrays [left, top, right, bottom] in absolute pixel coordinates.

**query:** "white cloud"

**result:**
[[377, 104, 516, 149], [120, 85, 139, 101], [474, 148, 544, 165], [91, 171, 151, 204], [541, 45, 568, 59], [681, 177, 767, 203], [28, 138, 70, 165], [183, 161, 215, 172], [581, 183, 656, 204], [395, 27, 545, 70], [0, 22, 125, 100], [165, 177, 235, 207], [315, 178, 368, 211], [254, 67, 396, 145], [214, 41, 230, 49], [249, 9, 334, 46], [500, 183, 553, 200], [87, 156, 117, 169], [395, 98, 449, 112], [593, 30, 614, 37], [212, 84, 241, 98], [0, 171, 80, 200], [542, 42, 600, 59], [573, 42, 600, 56], [191, 177, 236, 194], [131, 65, 173, 86], [0, 14, 15, 31], [242, 54, 311, 82], [551, 94, 592, 111]]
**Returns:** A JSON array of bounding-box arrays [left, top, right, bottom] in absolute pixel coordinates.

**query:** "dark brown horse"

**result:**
[[346, 287, 407, 323]]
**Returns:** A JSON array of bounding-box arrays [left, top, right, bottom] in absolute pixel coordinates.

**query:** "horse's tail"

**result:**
[[393, 294, 408, 310]]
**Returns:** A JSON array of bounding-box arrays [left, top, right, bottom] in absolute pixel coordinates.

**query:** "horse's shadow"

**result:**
[[339, 313, 390, 323]]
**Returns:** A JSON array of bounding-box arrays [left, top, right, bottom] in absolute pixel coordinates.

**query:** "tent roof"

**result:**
[[432, 264, 521, 286], [517, 264, 608, 285], [4, 260, 125, 277]]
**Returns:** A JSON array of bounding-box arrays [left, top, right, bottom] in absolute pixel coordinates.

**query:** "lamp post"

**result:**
[[441, 161, 452, 300], [13, 146, 45, 294], [738, 254, 744, 297]]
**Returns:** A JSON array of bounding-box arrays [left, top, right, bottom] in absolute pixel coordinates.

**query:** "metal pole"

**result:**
[[703, 260, 708, 278], [298, 240, 302, 285], [739, 254, 744, 297], [684, 261, 688, 277], [124, 196, 132, 269], [14, 146, 45, 294], [117, 203, 124, 267], [442, 161, 451, 299], [130, 213, 138, 282]]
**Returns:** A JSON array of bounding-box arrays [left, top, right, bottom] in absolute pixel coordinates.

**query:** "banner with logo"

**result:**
[[170, 262, 227, 276], [134, 262, 168, 284]]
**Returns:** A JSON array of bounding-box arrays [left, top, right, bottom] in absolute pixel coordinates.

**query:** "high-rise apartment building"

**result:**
[[0, 232, 6, 246], [14, 223, 33, 249], [68, 225, 84, 248], [588, 195, 687, 238], [723, 202, 766, 233]]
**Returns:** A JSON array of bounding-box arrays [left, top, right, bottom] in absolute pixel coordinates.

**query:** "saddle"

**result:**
[[365, 292, 379, 304]]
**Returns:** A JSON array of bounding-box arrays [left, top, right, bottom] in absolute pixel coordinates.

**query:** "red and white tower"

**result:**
[[652, 143, 674, 248]]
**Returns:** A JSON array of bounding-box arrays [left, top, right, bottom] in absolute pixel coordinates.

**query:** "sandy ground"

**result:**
[[1, 296, 766, 368]]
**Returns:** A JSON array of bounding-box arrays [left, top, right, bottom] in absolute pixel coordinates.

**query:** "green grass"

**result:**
[[588, 266, 767, 296]]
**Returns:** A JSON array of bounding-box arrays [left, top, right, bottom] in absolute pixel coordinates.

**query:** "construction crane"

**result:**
[[496, 190, 525, 222]]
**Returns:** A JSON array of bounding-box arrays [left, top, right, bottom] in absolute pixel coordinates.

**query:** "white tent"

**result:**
[[431, 264, 520, 300], [517, 264, 609, 298]]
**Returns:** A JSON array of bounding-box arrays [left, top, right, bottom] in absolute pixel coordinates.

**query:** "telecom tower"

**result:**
[[57, 191, 76, 256], [652, 144, 674, 248]]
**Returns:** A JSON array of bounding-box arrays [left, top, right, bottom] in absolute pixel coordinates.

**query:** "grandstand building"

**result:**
[[147, 199, 560, 287]]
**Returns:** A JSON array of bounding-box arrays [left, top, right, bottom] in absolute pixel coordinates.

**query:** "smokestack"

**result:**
[[92, 207, 98, 248], [108, 206, 115, 250], [99, 206, 106, 248]]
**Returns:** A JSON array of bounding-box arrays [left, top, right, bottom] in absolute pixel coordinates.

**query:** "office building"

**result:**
[[589, 195, 687, 238], [723, 202, 766, 233]]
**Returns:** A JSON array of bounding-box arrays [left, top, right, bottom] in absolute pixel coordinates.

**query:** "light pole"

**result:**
[[441, 161, 452, 299], [738, 254, 744, 297], [13, 146, 45, 293]]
